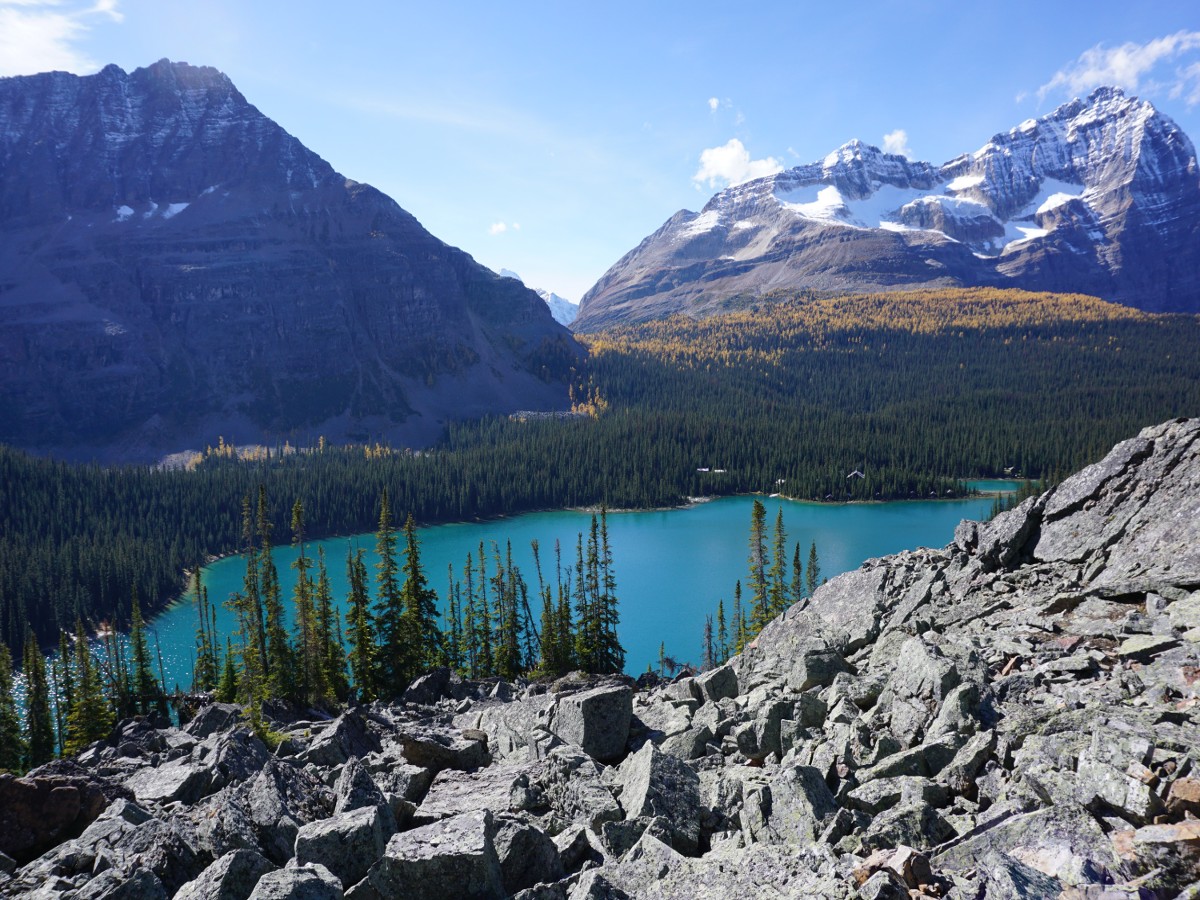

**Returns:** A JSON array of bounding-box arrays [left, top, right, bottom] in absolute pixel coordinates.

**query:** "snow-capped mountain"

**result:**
[[0, 61, 578, 460], [499, 269, 579, 326], [576, 87, 1200, 330]]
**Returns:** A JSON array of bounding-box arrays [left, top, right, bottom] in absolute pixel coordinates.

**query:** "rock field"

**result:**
[[2, 418, 1198, 898]]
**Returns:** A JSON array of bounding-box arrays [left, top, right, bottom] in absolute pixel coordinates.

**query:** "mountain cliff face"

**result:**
[[3, 419, 1198, 898], [0, 60, 579, 461], [576, 88, 1200, 330]]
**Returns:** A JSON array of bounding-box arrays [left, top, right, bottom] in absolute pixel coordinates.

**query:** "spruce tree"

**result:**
[[215, 639, 238, 703], [315, 548, 346, 701], [596, 508, 625, 674], [791, 542, 804, 606], [23, 631, 55, 767], [748, 499, 769, 634], [0, 643, 25, 773], [399, 513, 440, 680], [768, 508, 787, 618], [129, 586, 158, 714], [290, 499, 326, 705], [64, 620, 112, 756], [345, 545, 376, 701], [55, 630, 73, 748], [701, 616, 715, 671], [806, 541, 822, 598], [373, 490, 408, 698], [192, 569, 218, 693], [716, 599, 729, 662], [259, 486, 291, 700]]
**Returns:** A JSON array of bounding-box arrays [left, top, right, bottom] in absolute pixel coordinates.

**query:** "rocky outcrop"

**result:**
[[576, 88, 1200, 330], [2, 418, 1198, 898], [0, 60, 579, 462]]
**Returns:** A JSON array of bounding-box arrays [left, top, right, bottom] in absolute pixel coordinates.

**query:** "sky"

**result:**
[[2, 1, 1200, 301]]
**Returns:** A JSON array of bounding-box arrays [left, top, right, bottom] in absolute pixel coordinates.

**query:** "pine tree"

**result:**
[[0, 642, 25, 773], [572, 533, 594, 671], [23, 631, 55, 768], [596, 508, 625, 674], [768, 508, 787, 618], [290, 499, 326, 705], [240, 493, 267, 677], [129, 585, 158, 714], [55, 630, 73, 749], [192, 569, 218, 693], [748, 499, 769, 634], [314, 548, 346, 701], [373, 490, 409, 698], [716, 599, 729, 662], [475, 544, 493, 678], [791, 542, 804, 606], [701, 616, 715, 671], [64, 620, 112, 756], [806, 541, 821, 598], [732, 580, 748, 654], [399, 513, 440, 681], [216, 639, 238, 703], [259, 486, 291, 700], [345, 545, 376, 701]]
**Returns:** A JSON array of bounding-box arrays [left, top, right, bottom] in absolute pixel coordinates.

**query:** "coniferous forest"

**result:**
[[2, 288, 1200, 664]]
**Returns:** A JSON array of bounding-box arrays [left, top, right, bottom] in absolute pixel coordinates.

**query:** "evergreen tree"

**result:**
[[64, 620, 112, 756], [23, 631, 55, 768], [215, 638, 238, 703], [345, 545, 376, 701], [399, 513, 440, 680], [54, 630, 73, 749], [732, 581, 747, 654], [791, 542, 804, 606], [701, 615, 715, 672], [240, 493, 267, 678], [259, 486, 291, 700], [314, 548, 346, 701], [290, 499, 326, 705], [806, 541, 821, 598], [748, 499, 769, 633], [595, 508, 625, 674], [475, 544, 493, 678], [768, 508, 787, 618], [716, 599, 729, 662], [0, 643, 25, 773], [192, 569, 218, 693], [572, 533, 594, 670], [373, 490, 409, 698], [129, 586, 158, 714]]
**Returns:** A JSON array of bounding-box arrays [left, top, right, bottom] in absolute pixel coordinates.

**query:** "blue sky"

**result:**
[[2, 1, 1199, 300]]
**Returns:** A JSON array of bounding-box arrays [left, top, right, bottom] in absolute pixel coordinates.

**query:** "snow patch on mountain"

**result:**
[[498, 269, 579, 326]]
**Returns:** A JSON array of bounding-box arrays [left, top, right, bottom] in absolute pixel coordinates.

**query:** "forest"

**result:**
[[2, 287, 1199, 658]]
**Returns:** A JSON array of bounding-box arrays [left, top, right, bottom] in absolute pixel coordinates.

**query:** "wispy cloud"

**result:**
[[488, 221, 520, 235], [0, 0, 122, 77], [882, 128, 912, 159], [707, 96, 719, 112], [1038, 31, 1200, 107], [693, 138, 783, 190]]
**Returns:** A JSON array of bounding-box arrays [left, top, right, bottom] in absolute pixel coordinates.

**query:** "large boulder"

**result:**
[[493, 814, 564, 895], [248, 862, 343, 899], [0, 768, 131, 864], [550, 685, 632, 764], [614, 743, 701, 855], [294, 805, 391, 888], [349, 810, 505, 900], [174, 849, 276, 900]]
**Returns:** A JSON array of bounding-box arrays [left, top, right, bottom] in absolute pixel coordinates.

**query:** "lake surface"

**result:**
[[133, 494, 997, 686]]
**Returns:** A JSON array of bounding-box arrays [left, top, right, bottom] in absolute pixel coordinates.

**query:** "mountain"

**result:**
[[0, 60, 580, 461], [499, 269, 579, 326], [576, 88, 1200, 330]]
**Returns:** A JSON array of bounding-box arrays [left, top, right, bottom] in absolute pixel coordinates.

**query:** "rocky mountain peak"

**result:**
[[577, 87, 1200, 330]]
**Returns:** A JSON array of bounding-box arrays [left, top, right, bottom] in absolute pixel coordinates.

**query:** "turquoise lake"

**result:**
[[137, 493, 1003, 687]]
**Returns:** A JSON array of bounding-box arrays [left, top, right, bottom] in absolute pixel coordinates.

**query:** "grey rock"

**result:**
[[124, 757, 212, 806], [554, 824, 607, 874], [858, 869, 909, 900], [186, 704, 246, 739], [362, 750, 432, 803], [614, 743, 701, 855], [332, 757, 393, 828], [401, 727, 489, 773], [174, 849, 275, 900], [294, 805, 390, 888], [859, 800, 956, 852], [788, 649, 848, 692], [493, 815, 564, 895], [70, 867, 169, 900], [745, 764, 836, 845], [247, 862, 343, 900], [403, 667, 453, 706], [301, 710, 381, 769], [551, 685, 633, 764], [978, 850, 1063, 900], [352, 810, 504, 900], [695, 666, 738, 703], [656, 724, 713, 761], [846, 776, 949, 815]]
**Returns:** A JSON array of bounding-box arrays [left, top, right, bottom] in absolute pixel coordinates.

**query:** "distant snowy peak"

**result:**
[[496, 269, 578, 326], [577, 87, 1200, 328]]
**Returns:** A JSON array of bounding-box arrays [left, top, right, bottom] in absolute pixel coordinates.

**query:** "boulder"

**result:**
[[0, 769, 131, 864], [70, 867, 170, 899], [294, 805, 390, 888], [175, 849, 276, 900], [350, 809, 505, 900], [743, 764, 836, 845], [493, 814, 564, 895], [614, 743, 701, 855], [247, 862, 343, 899], [550, 685, 632, 764], [300, 710, 381, 769], [401, 728, 489, 773], [695, 665, 738, 703], [403, 667, 453, 706], [788, 649, 847, 692], [185, 703, 245, 739]]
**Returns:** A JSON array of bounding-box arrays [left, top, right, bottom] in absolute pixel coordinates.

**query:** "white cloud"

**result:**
[[693, 138, 784, 190], [707, 96, 719, 112], [1038, 31, 1200, 107], [488, 222, 508, 235], [0, 0, 122, 77], [882, 128, 912, 159]]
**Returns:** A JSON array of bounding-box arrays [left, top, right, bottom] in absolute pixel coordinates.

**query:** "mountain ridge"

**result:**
[[576, 87, 1200, 330], [0, 60, 579, 462]]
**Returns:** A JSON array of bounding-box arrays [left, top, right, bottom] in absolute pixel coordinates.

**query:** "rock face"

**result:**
[[3, 418, 1199, 899], [0, 60, 579, 461], [576, 87, 1200, 330]]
